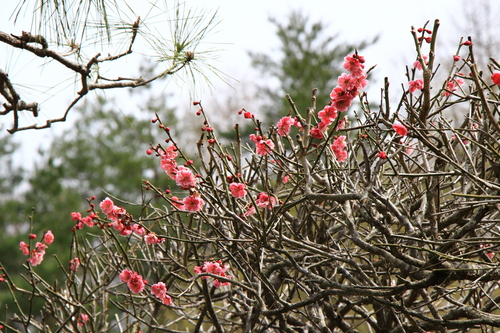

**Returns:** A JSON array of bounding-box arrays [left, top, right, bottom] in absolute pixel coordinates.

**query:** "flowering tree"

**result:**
[[3, 19, 500, 333]]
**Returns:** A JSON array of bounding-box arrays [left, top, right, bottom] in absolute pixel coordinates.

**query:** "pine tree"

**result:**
[[249, 11, 377, 124]]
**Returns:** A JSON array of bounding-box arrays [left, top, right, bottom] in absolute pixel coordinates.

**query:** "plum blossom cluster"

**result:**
[[149, 142, 204, 212], [70, 197, 146, 248], [120, 269, 173, 305], [444, 75, 465, 97], [276, 116, 301, 137], [77, 314, 89, 327], [416, 27, 433, 43], [194, 260, 231, 288], [244, 192, 278, 216], [408, 79, 424, 94], [159, 145, 195, 189], [70, 211, 98, 230], [249, 134, 275, 156], [151, 282, 173, 305], [408, 55, 428, 94], [19, 230, 54, 266], [69, 258, 80, 272], [99, 197, 145, 236], [310, 53, 368, 140], [331, 136, 348, 162], [409, 55, 465, 97], [248, 113, 300, 155], [120, 269, 147, 294]]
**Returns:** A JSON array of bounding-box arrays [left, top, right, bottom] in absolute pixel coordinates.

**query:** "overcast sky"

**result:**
[[186, 0, 460, 90], [0, 0, 492, 166]]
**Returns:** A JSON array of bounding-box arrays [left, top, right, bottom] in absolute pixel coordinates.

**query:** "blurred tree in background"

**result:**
[[0, 73, 179, 312], [458, 0, 500, 69], [249, 11, 377, 125], [0, 132, 23, 198], [0, 133, 25, 303]]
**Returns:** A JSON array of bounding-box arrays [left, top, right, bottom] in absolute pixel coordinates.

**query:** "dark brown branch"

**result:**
[[0, 17, 183, 134], [0, 31, 87, 74]]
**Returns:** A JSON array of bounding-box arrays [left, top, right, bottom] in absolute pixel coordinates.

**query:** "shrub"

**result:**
[[2, 20, 500, 333]]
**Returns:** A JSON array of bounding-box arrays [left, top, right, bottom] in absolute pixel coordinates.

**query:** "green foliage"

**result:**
[[249, 11, 377, 124], [0, 132, 23, 195], [0, 72, 178, 318]]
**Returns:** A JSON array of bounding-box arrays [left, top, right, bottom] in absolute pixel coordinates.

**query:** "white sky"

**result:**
[[0, 0, 483, 167]]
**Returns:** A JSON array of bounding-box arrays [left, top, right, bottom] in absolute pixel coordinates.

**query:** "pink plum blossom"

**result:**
[[144, 233, 162, 245], [343, 54, 365, 77], [310, 127, 323, 140], [69, 258, 80, 272], [244, 205, 256, 216], [160, 294, 172, 305], [182, 193, 204, 212], [35, 242, 47, 254], [255, 192, 277, 209], [43, 230, 54, 245], [127, 272, 145, 294], [175, 166, 197, 190], [337, 73, 358, 91], [170, 196, 185, 210], [229, 183, 247, 198], [332, 95, 353, 112], [132, 224, 145, 235], [392, 123, 408, 136], [249, 134, 262, 144], [106, 206, 126, 222], [408, 79, 424, 93], [151, 282, 173, 305], [336, 115, 348, 130], [255, 139, 274, 156], [160, 158, 178, 179], [194, 260, 231, 288], [100, 197, 114, 215], [19, 241, 29, 255], [331, 136, 348, 162], [444, 76, 465, 97], [29, 251, 44, 266], [351, 73, 368, 90], [413, 55, 428, 70], [81, 216, 94, 227], [318, 104, 337, 121], [161, 145, 178, 160], [317, 121, 330, 133], [151, 282, 167, 298], [77, 314, 89, 326], [276, 116, 294, 136], [120, 269, 134, 283]]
